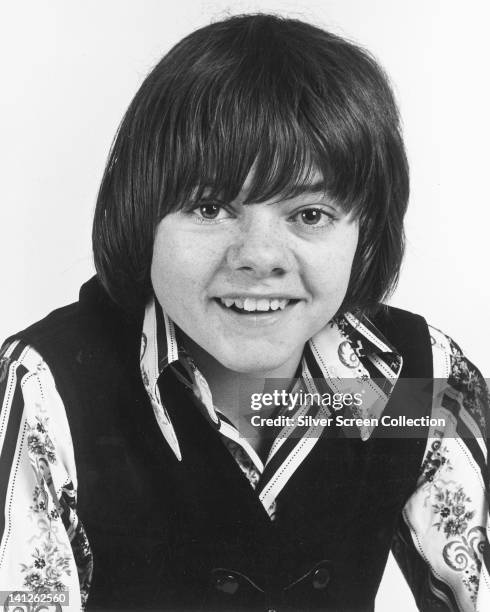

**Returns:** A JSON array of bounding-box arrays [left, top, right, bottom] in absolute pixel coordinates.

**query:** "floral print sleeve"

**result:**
[[392, 327, 490, 611], [0, 341, 92, 610]]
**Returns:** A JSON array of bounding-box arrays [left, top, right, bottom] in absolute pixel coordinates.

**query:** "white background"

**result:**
[[1, 1, 489, 610]]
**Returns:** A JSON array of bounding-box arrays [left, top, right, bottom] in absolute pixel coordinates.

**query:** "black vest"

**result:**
[[10, 277, 433, 611]]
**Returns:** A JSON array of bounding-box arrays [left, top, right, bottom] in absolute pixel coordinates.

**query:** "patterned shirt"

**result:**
[[0, 298, 488, 611]]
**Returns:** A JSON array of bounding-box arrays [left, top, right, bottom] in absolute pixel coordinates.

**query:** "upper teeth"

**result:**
[[220, 297, 290, 311]]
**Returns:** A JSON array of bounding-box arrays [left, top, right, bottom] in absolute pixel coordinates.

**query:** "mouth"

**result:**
[[214, 297, 301, 314]]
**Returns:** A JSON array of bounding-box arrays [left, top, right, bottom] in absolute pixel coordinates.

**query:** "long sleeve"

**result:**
[[392, 327, 490, 611], [0, 340, 92, 610]]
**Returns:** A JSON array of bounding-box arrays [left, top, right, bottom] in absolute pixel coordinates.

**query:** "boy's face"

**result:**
[[151, 172, 359, 377]]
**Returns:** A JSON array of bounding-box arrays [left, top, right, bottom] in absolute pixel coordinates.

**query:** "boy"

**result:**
[[1, 14, 488, 611]]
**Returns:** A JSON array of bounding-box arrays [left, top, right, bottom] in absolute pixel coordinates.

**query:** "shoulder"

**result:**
[[1, 278, 146, 444], [371, 306, 487, 395], [0, 341, 50, 416], [371, 305, 431, 352], [3, 277, 141, 379], [384, 313, 489, 443], [428, 323, 486, 387], [0, 338, 67, 413], [369, 305, 432, 377], [375, 305, 485, 378], [5, 276, 130, 347]]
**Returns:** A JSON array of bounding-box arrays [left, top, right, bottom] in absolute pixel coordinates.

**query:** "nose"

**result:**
[[225, 210, 292, 279]]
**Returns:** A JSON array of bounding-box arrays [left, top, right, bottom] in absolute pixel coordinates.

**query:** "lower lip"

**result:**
[[213, 299, 299, 328]]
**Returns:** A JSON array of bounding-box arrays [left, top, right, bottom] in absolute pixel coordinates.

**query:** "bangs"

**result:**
[[165, 111, 331, 212]]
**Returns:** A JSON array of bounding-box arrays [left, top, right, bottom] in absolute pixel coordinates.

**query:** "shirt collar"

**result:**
[[140, 298, 403, 460]]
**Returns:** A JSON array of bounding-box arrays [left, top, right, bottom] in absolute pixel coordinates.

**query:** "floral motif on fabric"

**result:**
[[420, 438, 485, 604], [432, 486, 475, 538], [447, 337, 489, 434], [20, 542, 71, 592], [22, 411, 93, 605], [421, 439, 453, 484], [22, 479, 72, 593], [27, 416, 57, 464]]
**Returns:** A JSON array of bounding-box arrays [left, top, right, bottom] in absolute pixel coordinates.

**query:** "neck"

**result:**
[[180, 335, 303, 421]]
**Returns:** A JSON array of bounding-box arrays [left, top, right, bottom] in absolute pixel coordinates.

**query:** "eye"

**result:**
[[190, 202, 234, 224], [290, 207, 336, 230], [300, 209, 324, 225]]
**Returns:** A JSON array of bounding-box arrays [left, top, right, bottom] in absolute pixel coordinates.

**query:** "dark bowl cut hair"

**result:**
[[93, 13, 409, 316]]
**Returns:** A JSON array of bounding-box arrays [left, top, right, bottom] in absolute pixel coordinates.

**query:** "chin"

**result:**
[[217, 348, 291, 376]]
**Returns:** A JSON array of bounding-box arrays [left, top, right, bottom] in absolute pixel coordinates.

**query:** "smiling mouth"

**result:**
[[214, 297, 300, 314]]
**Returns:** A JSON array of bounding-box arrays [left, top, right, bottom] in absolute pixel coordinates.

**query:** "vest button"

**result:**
[[214, 573, 240, 595], [312, 567, 330, 590]]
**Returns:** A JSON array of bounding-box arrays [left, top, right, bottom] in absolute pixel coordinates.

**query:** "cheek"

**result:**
[[308, 226, 359, 299], [151, 231, 181, 299], [150, 221, 222, 307]]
